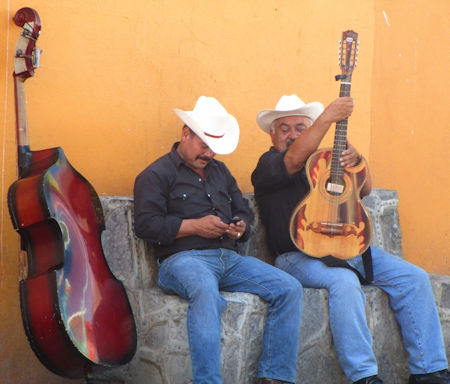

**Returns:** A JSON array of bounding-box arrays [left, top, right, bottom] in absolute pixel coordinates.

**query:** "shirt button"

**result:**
[[198, 178, 202, 182], [207, 193, 211, 198]]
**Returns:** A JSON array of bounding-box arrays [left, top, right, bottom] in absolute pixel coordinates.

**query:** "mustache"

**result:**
[[196, 155, 212, 162], [286, 139, 295, 148]]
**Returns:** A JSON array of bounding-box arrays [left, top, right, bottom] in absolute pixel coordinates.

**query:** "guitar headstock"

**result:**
[[338, 30, 358, 77], [13, 7, 41, 79]]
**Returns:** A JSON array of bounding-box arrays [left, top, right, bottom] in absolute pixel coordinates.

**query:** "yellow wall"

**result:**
[[371, 0, 450, 273], [0, 0, 448, 382]]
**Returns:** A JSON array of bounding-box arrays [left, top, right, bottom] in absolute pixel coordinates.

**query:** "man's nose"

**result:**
[[205, 148, 215, 158], [290, 129, 301, 140]]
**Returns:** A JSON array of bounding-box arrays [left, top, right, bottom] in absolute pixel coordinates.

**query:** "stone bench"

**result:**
[[93, 189, 449, 384]]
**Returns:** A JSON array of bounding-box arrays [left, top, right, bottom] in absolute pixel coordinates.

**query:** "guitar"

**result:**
[[289, 30, 373, 260], [7, 8, 136, 378]]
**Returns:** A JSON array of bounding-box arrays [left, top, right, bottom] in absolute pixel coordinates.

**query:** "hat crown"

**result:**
[[192, 96, 230, 135], [275, 94, 306, 112], [173, 96, 239, 155], [193, 96, 228, 116]]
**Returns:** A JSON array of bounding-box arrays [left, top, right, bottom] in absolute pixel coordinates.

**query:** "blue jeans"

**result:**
[[158, 248, 303, 384], [275, 246, 448, 382]]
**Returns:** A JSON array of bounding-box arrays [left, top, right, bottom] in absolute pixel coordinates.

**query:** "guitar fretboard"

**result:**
[[330, 75, 352, 185]]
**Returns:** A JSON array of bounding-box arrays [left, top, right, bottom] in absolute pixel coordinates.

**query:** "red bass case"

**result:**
[[7, 7, 137, 379]]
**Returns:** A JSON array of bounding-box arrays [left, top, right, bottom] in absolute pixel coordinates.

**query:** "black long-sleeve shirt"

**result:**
[[134, 142, 253, 261], [251, 146, 310, 256]]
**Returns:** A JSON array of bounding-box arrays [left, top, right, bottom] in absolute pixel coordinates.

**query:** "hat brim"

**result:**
[[256, 102, 324, 133], [174, 109, 240, 155]]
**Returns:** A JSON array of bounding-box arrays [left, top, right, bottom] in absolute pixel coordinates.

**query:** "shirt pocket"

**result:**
[[167, 191, 193, 215], [218, 190, 233, 204]]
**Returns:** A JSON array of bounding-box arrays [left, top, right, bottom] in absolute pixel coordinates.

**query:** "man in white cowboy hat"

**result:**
[[251, 94, 449, 384], [134, 96, 303, 384]]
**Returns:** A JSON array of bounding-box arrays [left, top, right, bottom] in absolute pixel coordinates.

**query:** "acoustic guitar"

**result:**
[[289, 30, 373, 260], [7, 7, 136, 379]]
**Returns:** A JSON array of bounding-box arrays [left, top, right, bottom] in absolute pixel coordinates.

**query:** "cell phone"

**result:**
[[229, 217, 241, 224]]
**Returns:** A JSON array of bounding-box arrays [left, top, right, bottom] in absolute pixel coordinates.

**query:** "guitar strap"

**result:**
[[321, 247, 373, 285]]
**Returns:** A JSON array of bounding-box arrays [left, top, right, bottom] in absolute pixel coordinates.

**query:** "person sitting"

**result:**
[[251, 94, 449, 384], [134, 96, 303, 384]]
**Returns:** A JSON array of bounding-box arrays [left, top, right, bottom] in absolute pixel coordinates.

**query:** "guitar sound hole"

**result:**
[[326, 179, 345, 196]]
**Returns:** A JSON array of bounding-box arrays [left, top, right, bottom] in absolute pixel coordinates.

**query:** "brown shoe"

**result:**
[[255, 378, 293, 384]]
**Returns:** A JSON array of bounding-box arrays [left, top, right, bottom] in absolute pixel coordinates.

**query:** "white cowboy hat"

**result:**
[[256, 94, 324, 133], [173, 96, 240, 155]]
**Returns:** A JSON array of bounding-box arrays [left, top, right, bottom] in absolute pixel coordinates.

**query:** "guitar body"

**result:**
[[290, 148, 373, 259], [8, 147, 137, 378], [8, 8, 136, 379]]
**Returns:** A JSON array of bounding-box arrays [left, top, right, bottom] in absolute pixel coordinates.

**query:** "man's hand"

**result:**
[[340, 140, 373, 197], [320, 97, 354, 124], [176, 215, 228, 239], [226, 219, 247, 240], [177, 215, 247, 240], [341, 141, 362, 168], [194, 215, 230, 238]]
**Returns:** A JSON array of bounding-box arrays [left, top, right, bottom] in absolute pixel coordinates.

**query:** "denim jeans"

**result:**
[[275, 246, 448, 382], [158, 248, 303, 384]]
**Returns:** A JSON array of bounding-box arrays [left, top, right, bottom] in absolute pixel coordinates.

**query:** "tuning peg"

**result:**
[[33, 47, 42, 68]]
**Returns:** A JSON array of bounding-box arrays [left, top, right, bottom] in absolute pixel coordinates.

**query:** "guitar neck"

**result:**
[[330, 75, 352, 182]]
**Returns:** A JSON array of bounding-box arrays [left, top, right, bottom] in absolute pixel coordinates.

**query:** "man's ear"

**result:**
[[269, 129, 276, 143], [180, 125, 190, 142]]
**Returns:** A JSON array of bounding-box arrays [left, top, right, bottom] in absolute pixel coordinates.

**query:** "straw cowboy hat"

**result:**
[[173, 96, 240, 155], [256, 94, 324, 133]]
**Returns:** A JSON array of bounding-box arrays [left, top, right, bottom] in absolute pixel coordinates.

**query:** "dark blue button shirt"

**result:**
[[134, 142, 253, 261]]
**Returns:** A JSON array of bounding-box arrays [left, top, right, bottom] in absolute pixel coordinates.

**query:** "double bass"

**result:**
[[7, 7, 137, 379]]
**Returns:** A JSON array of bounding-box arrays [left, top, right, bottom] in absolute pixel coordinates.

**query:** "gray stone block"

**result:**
[[362, 189, 402, 258]]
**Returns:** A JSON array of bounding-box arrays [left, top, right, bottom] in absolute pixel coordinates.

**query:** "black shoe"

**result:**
[[409, 369, 450, 384], [255, 379, 293, 384], [353, 375, 384, 384]]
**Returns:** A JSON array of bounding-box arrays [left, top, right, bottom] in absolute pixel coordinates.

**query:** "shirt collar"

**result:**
[[169, 142, 184, 168]]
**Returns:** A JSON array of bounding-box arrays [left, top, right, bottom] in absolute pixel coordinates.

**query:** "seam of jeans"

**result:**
[[380, 276, 426, 371]]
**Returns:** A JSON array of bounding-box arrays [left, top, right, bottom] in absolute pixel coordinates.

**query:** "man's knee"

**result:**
[[280, 273, 304, 302], [407, 263, 431, 289], [328, 269, 362, 296]]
